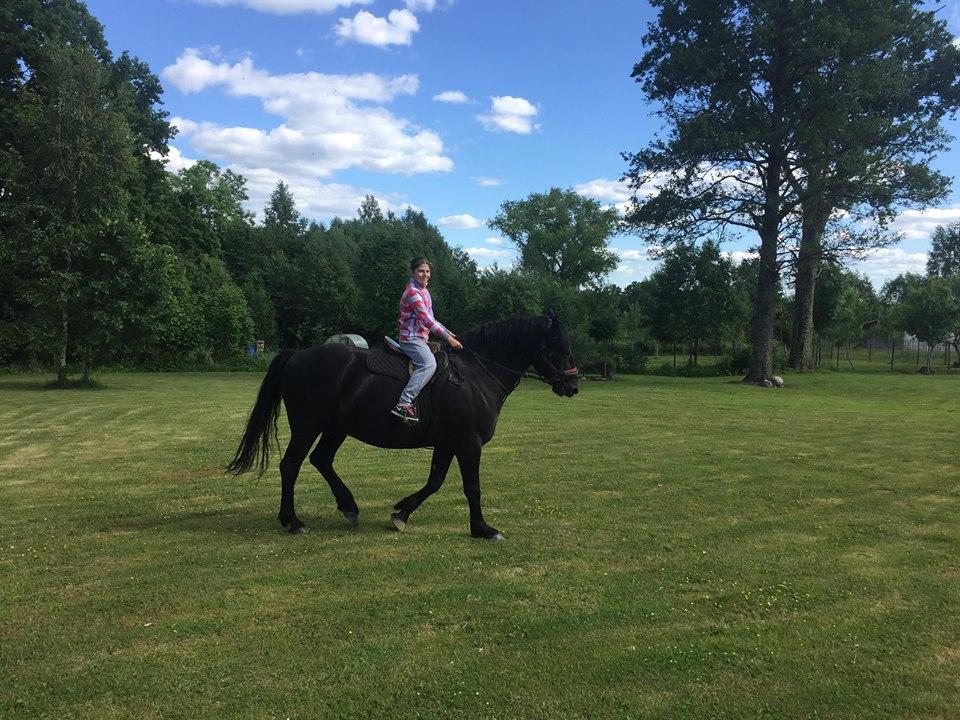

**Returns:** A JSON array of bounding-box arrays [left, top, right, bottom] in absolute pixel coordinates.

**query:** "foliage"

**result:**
[[488, 187, 619, 288], [896, 274, 960, 371], [927, 222, 960, 277], [625, 0, 960, 382]]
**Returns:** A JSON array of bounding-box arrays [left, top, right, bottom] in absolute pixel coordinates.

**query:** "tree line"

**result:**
[[2, 0, 960, 385]]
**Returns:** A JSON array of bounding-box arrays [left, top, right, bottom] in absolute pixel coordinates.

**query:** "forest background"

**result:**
[[3, 0, 960, 384]]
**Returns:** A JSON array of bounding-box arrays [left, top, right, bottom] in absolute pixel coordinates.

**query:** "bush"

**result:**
[[613, 340, 650, 374]]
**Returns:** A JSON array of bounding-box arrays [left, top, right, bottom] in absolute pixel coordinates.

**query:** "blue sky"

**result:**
[[86, 0, 960, 289]]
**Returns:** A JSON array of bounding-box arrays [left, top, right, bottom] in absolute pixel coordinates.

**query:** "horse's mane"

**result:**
[[461, 315, 549, 366]]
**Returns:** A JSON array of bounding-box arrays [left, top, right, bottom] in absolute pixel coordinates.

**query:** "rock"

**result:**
[[761, 379, 773, 387], [772, 375, 784, 387]]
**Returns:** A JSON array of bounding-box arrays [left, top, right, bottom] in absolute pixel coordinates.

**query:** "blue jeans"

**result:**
[[398, 338, 436, 405]]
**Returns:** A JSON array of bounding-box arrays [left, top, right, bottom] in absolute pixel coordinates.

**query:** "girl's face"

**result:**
[[412, 263, 431, 286]]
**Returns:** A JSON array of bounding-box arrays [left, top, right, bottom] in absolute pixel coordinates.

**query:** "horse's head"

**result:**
[[533, 312, 579, 397]]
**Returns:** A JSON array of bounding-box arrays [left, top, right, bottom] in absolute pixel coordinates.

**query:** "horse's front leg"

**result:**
[[391, 446, 454, 531], [455, 442, 503, 540]]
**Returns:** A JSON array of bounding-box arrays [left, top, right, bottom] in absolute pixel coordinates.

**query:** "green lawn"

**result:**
[[1, 371, 958, 719]]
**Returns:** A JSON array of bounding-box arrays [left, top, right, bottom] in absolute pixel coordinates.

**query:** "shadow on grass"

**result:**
[[0, 378, 113, 391], [0, 379, 50, 391], [99, 506, 384, 537]]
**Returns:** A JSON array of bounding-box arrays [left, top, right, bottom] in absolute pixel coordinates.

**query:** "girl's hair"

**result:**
[[410, 257, 432, 271]]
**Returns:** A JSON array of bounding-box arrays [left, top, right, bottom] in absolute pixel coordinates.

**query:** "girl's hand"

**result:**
[[447, 333, 463, 351]]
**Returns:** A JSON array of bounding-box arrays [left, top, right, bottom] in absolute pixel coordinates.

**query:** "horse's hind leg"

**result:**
[[278, 428, 319, 534], [391, 447, 454, 531], [309, 432, 359, 527]]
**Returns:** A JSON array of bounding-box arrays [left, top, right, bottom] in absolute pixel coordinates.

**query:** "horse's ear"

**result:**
[[544, 306, 556, 321]]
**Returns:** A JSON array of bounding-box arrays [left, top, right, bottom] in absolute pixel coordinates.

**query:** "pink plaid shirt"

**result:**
[[398, 280, 449, 341]]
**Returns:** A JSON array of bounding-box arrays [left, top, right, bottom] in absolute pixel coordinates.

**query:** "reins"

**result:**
[[459, 341, 577, 390]]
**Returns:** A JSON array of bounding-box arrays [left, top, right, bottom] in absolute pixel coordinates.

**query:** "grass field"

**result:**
[[1, 370, 958, 719]]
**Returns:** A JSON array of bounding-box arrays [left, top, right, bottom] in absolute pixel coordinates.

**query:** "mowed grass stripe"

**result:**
[[0, 372, 958, 719]]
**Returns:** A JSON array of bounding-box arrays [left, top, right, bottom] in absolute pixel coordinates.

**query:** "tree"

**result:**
[[898, 275, 959, 373], [1, 41, 138, 382], [927, 222, 960, 278], [625, 1, 801, 383], [264, 180, 305, 233], [488, 188, 619, 288], [818, 271, 875, 369], [646, 241, 738, 366], [784, 1, 959, 370], [624, 0, 960, 382]]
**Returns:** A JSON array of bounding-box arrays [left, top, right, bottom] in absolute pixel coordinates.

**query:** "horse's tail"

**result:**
[[226, 350, 297, 477]]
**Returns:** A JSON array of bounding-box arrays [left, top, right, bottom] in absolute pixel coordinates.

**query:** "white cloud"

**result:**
[[465, 247, 511, 262], [437, 213, 483, 229], [575, 178, 632, 204], [335, 9, 419, 47], [848, 247, 928, 288], [192, 0, 370, 14], [484, 237, 504, 245], [474, 177, 502, 187], [477, 95, 539, 134], [615, 249, 652, 262], [724, 250, 758, 264], [162, 50, 451, 190], [889, 204, 960, 240], [433, 90, 470, 104], [150, 145, 197, 172], [239, 166, 408, 219], [404, 0, 436, 11]]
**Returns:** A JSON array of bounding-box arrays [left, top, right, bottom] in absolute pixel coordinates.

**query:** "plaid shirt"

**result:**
[[398, 280, 449, 341]]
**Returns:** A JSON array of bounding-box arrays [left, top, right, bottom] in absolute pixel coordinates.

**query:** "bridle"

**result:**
[[536, 352, 579, 385], [460, 343, 578, 391]]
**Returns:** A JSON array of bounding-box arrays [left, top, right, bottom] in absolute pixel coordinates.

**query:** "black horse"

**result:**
[[227, 314, 578, 539]]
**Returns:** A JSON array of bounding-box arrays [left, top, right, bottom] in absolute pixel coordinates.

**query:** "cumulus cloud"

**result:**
[[240, 166, 409, 219], [150, 145, 197, 173], [483, 237, 504, 245], [404, 0, 437, 10], [161, 49, 451, 190], [848, 247, 928, 288], [335, 9, 419, 47], [437, 214, 483, 229], [576, 176, 667, 216], [474, 177, 502, 187], [191, 0, 370, 14], [889, 204, 960, 240], [610, 247, 659, 282], [575, 178, 632, 204], [724, 250, 758, 264], [465, 247, 512, 263], [433, 90, 470, 104], [477, 96, 539, 134]]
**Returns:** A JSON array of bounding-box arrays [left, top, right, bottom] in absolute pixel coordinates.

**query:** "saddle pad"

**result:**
[[366, 350, 409, 382], [365, 349, 449, 383]]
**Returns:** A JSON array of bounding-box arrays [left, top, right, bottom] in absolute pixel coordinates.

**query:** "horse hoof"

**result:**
[[342, 511, 359, 527], [491, 532, 505, 541], [391, 512, 406, 532], [288, 524, 309, 535]]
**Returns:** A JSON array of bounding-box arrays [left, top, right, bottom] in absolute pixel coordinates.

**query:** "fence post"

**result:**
[[890, 338, 895, 371]]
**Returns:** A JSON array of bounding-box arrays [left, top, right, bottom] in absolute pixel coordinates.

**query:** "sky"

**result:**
[[84, 0, 960, 290]]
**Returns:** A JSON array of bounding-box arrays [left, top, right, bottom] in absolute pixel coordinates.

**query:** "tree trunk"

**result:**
[[745, 17, 788, 386], [82, 347, 91, 383], [58, 306, 69, 384], [789, 162, 831, 371]]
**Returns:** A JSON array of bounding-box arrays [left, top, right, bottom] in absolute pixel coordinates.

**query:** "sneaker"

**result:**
[[390, 402, 418, 422]]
